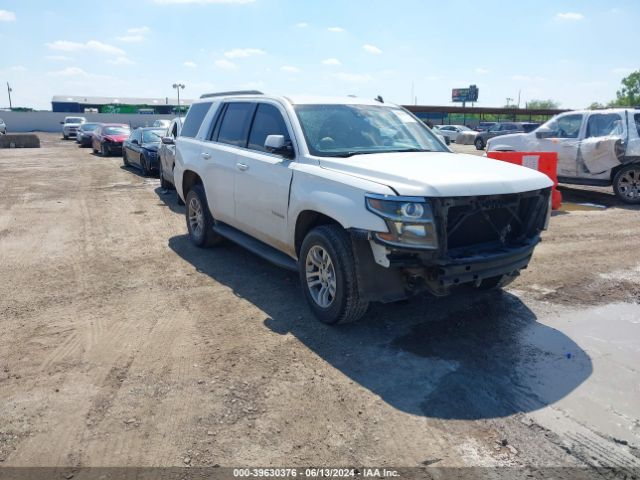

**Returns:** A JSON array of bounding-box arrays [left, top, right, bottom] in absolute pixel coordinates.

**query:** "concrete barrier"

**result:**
[[0, 112, 175, 133], [0, 133, 41, 148]]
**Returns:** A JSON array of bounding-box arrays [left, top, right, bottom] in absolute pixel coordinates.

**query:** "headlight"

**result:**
[[365, 194, 438, 249]]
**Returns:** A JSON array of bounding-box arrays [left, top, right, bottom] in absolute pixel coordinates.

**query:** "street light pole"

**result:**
[[7, 82, 13, 110], [172, 83, 185, 124]]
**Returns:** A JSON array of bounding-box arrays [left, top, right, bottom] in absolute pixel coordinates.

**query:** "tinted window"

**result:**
[[586, 113, 623, 138], [248, 103, 290, 152], [104, 127, 129, 135], [635, 114, 640, 136], [217, 102, 256, 147], [143, 129, 165, 143], [181, 102, 212, 138]]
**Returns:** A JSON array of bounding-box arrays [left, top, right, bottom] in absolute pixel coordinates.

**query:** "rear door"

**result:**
[[232, 102, 296, 250], [202, 101, 256, 225]]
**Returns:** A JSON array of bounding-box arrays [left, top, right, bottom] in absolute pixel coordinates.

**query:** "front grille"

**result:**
[[442, 188, 550, 254]]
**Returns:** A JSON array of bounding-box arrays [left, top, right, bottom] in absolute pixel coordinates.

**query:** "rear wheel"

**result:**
[[299, 225, 369, 325], [185, 184, 223, 248], [123, 151, 130, 166], [613, 164, 640, 204], [474, 137, 485, 150], [159, 161, 171, 189]]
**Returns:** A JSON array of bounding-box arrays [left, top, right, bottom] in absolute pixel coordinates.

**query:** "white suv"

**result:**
[[174, 92, 552, 324], [61, 116, 86, 140]]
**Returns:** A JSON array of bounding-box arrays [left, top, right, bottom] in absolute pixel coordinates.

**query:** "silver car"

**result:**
[[0, 118, 6, 134], [158, 117, 183, 190]]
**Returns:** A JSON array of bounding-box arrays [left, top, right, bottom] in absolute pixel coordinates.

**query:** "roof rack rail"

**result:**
[[200, 90, 263, 99]]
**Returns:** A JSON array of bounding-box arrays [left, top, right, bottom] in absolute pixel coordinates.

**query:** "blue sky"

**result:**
[[0, 0, 638, 110]]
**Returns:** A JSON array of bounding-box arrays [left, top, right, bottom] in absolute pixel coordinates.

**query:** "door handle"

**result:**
[[236, 163, 249, 171], [201, 152, 211, 160]]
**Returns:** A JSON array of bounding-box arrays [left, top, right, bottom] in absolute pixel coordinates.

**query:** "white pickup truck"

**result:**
[[487, 108, 640, 204], [174, 92, 552, 324]]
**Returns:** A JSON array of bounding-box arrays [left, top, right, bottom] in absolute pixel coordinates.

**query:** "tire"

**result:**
[[92, 144, 98, 154], [63, 134, 68, 140], [299, 225, 369, 325], [140, 156, 150, 177], [159, 161, 171, 189], [101, 143, 109, 157], [123, 151, 130, 166], [613, 164, 640, 204], [185, 184, 223, 248], [474, 137, 485, 150]]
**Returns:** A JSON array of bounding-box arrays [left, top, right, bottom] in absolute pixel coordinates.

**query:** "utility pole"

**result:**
[[7, 82, 13, 110], [172, 83, 185, 124], [517, 90, 521, 109]]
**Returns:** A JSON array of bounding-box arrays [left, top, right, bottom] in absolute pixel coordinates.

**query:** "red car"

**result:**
[[92, 123, 131, 156]]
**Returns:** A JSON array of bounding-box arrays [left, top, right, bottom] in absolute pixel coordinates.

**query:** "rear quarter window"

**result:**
[[181, 102, 212, 138], [217, 102, 256, 147]]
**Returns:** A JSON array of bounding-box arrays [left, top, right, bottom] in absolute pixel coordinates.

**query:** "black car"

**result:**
[[122, 127, 165, 176], [474, 122, 540, 150], [76, 122, 102, 147]]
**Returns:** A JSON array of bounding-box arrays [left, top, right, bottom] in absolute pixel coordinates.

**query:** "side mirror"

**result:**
[[264, 134, 294, 158], [161, 136, 175, 145], [535, 127, 554, 139]]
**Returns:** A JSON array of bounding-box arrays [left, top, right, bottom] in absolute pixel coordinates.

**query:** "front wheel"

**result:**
[[299, 225, 369, 325], [185, 185, 223, 247], [100, 143, 109, 157], [159, 161, 171, 189], [123, 151, 130, 166], [613, 164, 640, 204], [474, 137, 485, 150], [140, 156, 150, 177]]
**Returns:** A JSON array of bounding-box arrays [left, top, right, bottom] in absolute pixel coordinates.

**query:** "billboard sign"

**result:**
[[452, 85, 479, 103]]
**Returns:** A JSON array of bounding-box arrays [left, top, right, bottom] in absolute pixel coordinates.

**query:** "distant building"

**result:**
[[51, 95, 193, 114]]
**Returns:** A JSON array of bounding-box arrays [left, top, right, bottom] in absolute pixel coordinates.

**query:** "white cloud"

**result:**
[[108, 56, 135, 65], [363, 44, 382, 54], [127, 26, 150, 35], [117, 26, 150, 42], [0, 10, 16, 21], [328, 27, 345, 32], [555, 12, 584, 21], [475, 67, 489, 75], [613, 67, 634, 75], [45, 55, 72, 61], [224, 48, 265, 59], [332, 72, 372, 83], [8, 65, 26, 72], [281, 65, 300, 73], [184, 60, 197, 68], [154, 0, 255, 4], [47, 67, 91, 78], [46, 40, 125, 56], [322, 58, 342, 66], [295, 22, 308, 28], [214, 59, 237, 70]]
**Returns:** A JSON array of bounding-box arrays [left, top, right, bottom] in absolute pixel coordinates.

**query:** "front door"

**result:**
[[540, 113, 584, 177], [233, 102, 295, 251]]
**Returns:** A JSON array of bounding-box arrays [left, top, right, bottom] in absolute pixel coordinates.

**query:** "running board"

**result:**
[[212, 223, 298, 272]]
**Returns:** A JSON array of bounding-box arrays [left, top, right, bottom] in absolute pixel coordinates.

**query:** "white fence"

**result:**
[[0, 112, 176, 133]]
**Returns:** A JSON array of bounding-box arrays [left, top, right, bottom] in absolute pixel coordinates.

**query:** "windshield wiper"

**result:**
[[323, 148, 431, 158]]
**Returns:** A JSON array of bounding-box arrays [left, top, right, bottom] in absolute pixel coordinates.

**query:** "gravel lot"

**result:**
[[0, 134, 639, 472]]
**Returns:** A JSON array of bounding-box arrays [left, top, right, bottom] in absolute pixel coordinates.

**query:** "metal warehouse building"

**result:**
[[51, 95, 193, 114]]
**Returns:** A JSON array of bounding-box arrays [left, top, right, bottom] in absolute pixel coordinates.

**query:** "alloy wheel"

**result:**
[[617, 167, 640, 200], [188, 196, 204, 239], [305, 246, 336, 308]]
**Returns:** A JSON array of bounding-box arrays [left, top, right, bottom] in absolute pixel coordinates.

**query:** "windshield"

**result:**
[[81, 123, 100, 131], [458, 126, 472, 131], [294, 104, 448, 157], [66, 117, 84, 124], [143, 129, 165, 143], [104, 127, 129, 135]]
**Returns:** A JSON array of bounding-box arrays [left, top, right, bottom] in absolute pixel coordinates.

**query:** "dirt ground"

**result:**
[[0, 134, 639, 472]]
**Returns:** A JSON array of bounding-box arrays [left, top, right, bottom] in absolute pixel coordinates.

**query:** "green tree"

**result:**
[[612, 70, 640, 106], [525, 99, 560, 109], [588, 102, 605, 110]]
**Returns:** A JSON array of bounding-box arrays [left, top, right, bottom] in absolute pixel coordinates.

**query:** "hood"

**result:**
[[318, 152, 553, 197], [104, 135, 128, 142], [142, 142, 160, 151], [486, 132, 528, 149]]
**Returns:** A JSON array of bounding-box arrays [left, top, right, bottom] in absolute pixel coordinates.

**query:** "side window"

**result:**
[[635, 114, 640, 136], [586, 113, 624, 138], [217, 102, 256, 147], [171, 123, 178, 138], [247, 103, 291, 152], [133, 130, 142, 143], [555, 114, 583, 138], [181, 102, 212, 138]]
